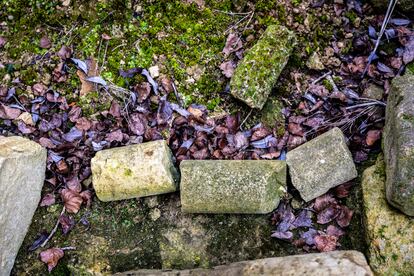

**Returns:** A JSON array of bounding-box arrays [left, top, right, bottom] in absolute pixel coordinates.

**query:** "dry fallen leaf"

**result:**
[[61, 189, 83, 214], [366, 129, 381, 146], [77, 57, 99, 96], [219, 61, 235, 78], [40, 248, 64, 272]]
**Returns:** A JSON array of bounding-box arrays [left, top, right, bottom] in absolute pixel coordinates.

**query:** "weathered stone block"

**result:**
[[0, 136, 46, 276], [91, 140, 179, 201], [117, 251, 373, 276], [230, 25, 296, 109], [383, 72, 414, 216], [362, 156, 414, 275], [286, 127, 357, 202], [180, 160, 286, 214]]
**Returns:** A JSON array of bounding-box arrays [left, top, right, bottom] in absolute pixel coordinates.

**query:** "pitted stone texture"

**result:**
[[0, 136, 46, 276], [91, 140, 179, 201], [362, 156, 414, 275], [230, 24, 296, 109], [180, 160, 286, 214], [286, 127, 357, 202], [117, 251, 373, 276], [383, 72, 414, 216]]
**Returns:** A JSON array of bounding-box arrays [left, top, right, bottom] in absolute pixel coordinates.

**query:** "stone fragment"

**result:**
[[0, 136, 47, 276], [230, 25, 296, 109], [149, 65, 159, 78], [286, 127, 357, 202], [91, 140, 179, 201], [306, 52, 325, 70], [383, 72, 414, 216], [361, 156, 414, 275], [362, 84, 383, 100], [180, 160, 286, 214], [117, 251, 373, 276], [259, 97, 284, 130]]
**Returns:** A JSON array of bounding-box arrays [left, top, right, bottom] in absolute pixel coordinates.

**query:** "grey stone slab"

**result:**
[[0, 136, 46, 276], [286, 127, 357, 202]]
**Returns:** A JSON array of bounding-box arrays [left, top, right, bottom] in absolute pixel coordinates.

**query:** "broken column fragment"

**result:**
[[230, 24, 296, 109], [91, 140, 179, 201], [0, 136, 47, 276], [180, 160, 286, 214], [286, 127, 357, 202]]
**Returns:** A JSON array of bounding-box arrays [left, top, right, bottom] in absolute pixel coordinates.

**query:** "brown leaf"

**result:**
[[102, 33, 111, 40], [68, 106, 82, 122], [288, 122, 304, 136], [219, 61, 235, 78], [109, 101, 121, 118], [336, 205, 354, 228], [77, 58, 99, 96], [40, 193, 56, 207], [39, 137, 56, 149], [40, 248, 64, 272], [222, 33, 242, 57], [59, 214, 74, 234], [0, 104, 22, 119], [57, 45, 72, 60], [333, 182, 353, 198], [56, 159, 69, 174], [129, 113, 147, 136], [160, 77, 173, 93], [314, 234, 338, 252], [33, 83, 48, 96], [260, 151, 281, 159], [66, 176, 81, 193], [135, 82, 151, 103], [366, 129, 381, 146], [313, 194, 337, 212], [326, 225, 345, 237], [61, 189, 83, 214], [39, 36, 52, 49], [80, 190, 92, 207], [75, 117, 92, 131], [106, 129, 123, 142]]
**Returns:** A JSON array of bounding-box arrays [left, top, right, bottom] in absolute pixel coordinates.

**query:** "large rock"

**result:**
[[230, 25, 296, 109], [370, 0, 414, 13], [361, 156, 414, 275], [383, 72, 414, 216], [286, 127, 357, 202], [91, 140, 179, 201], [116, 251, 373, 276], [0, 136, 46, 276], [180, 160, 286, 214]]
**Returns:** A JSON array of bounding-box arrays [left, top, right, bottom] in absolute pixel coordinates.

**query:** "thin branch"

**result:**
[[61, 246, 76, 251], [41, 207, 66, 248]]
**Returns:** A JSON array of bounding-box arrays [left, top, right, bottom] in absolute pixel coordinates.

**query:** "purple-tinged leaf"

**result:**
[[86, 76, 107, 86], [377, 62, 393, 73], [71, 58, 88, 74], [326, 225, 345, 237], [384, 29, 397, 40], [49, 151, 63, 163], [293, 210, 313, 228], [59, 214, 75, 235], [157, 96, 173, 125], [141, 69, 158, 94], [251, 135, 277, 149], [194, 125, 215, 133], [63, 127, 83, 142], [317, 205, 341, 224], [336, 205, 354, 227], [271, 231, 293, 241], [301, 228, 318, 245], [28, 232, 48, 251], [313, 194, 337, 212], [171, 103, 191, 117], [92, 141, 108, 151], [368, 26, 377, 39], [390, 18, 411, 26], [119, 67, 142, 78]]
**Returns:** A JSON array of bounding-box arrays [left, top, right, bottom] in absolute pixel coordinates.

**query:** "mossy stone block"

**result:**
[[286, 127, 357, 202], [383, 72, 414, 216], [230, 25, 296, 109], [91, 140, 179, 201], [180, 160, 287, 214], [361, 156, 414, 275]]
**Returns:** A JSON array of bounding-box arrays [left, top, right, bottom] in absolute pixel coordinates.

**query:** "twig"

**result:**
[[239, 108, 253, 130], [345, 101, 386, 110], [41, 207, 65, 248], [61, 246, 76, 251], [311, 71, 331, 85], [362, 0, 398, 77]]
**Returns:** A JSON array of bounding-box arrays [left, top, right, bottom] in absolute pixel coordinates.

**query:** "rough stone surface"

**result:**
[[259, 97, 284, 130], [383, 73, 414, 216], [361, 156, 414, 275], [230, 25, 296, 109], [0, 136, 47, 276], [180, 160, 286, 214], [286, 127, 357, 202], [91, 140, 179, 201], [362, 84, 383, 100], [370, 0, 414, 12], [116, 251, 373, 276]]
